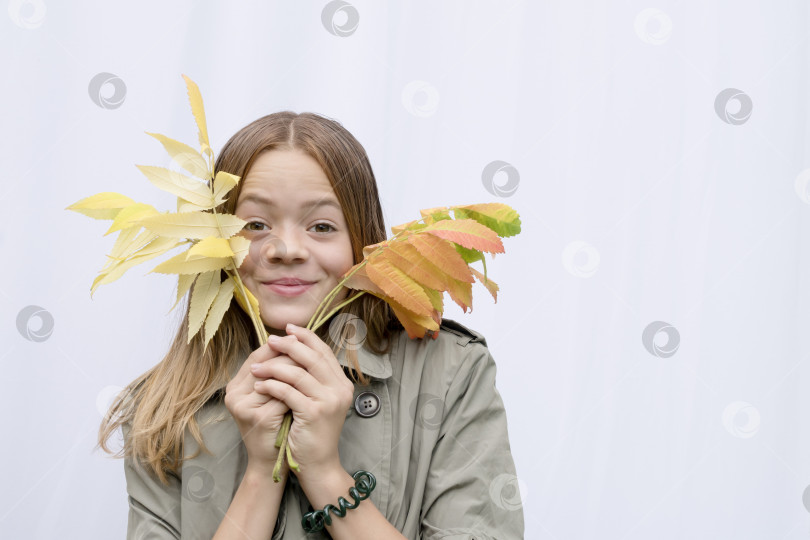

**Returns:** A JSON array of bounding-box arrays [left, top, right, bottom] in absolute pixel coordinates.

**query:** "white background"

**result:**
[[2, 1, 810, 538]]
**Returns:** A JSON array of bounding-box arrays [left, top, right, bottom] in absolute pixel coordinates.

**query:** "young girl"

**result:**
[[98, 112, 524, 539]]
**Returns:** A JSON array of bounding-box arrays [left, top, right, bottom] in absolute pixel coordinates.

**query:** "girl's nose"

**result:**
[[259, 228, 308, 263]]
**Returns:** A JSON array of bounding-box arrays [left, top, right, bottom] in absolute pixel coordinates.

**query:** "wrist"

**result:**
[[297, 462, 354, 508], [246, 455, 289, 482]]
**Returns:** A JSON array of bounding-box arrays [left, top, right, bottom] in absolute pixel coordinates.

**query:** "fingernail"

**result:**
[[250, 363, 260, 370], [269, 335, 280, 342], [287, 323, 297, 330]]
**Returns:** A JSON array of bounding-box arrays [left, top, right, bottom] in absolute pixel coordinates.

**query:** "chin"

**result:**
[[261, 310, 313, 332]]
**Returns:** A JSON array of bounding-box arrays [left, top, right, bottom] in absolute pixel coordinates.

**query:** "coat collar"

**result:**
[[334, 338, 394, 380]]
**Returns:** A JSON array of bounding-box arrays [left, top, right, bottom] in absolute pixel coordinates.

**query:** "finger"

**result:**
[[230, 340, 280, 391], [253, 391, 290, 414], [285, 323, 346, 380], [249, 353, 299, 379], [253, 362, 320, 399], [285, 323, 334, 357], [254, 378, 308, 413], [267, 334, 333, 384]]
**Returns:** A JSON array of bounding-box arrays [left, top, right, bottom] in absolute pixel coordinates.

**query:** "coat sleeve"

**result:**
[[420, 342, 525, 540], [121, 421, 182, 539]]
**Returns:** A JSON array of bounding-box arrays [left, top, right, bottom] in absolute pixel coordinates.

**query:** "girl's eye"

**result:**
[[244, 221, 267, 232], [311, 223, 336, 234]]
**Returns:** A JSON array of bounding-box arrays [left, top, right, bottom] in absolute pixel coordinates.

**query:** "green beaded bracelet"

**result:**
[[301, 470, 377, 533]]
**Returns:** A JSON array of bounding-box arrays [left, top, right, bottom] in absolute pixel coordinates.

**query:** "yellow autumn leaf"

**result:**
[[203, 279, 236, 348], [188, 270, 222, 341], [168, 273, 197, 314], [213, 171, 240, 206], [187, 237, 234, 259], [233, 282, 260, 319], [66, 192, 136, 220], [91, 236, 183, 296], [104, 203, 159, 236], [229, 235, 251, 268], [145, 132, 209, 180], [149, 248, 232, 275], [102, 228, 156, 270], [177, 200, 211, 213], [182, 74, 213, 163], [137, 211, 246, 240], [135, 165, 214, 208]]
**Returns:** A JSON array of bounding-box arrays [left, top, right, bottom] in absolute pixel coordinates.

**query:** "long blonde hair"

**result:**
[[96, 112, 400, 485]]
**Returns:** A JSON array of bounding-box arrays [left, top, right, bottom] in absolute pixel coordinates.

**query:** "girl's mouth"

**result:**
[[262, 282, 315, 297]]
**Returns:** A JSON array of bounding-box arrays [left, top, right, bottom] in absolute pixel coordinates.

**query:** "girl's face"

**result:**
[[234, 148, 354, 336]]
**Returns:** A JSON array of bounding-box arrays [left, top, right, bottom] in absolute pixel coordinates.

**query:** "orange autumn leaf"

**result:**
[[376, 290, 441, 339], [421, 218, 504, 254], [383, 242, 447, 291], [405, 233, 473, 283], [470, 266, 498, 302], [419, 206, 452, 225], [451, 202, 521, 238], [365, 256, 433, 317]]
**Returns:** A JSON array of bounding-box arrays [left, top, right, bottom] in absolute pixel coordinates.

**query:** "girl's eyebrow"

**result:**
[[240, 193, 341, 212]]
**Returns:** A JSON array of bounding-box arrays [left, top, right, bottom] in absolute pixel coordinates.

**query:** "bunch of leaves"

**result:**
[[66, 75, 266, 350], [306, 203, 522, 339]]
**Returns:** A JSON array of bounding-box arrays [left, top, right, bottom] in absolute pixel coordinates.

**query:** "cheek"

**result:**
[[236, 254, 257, 283], [323, 239, 355, 279]]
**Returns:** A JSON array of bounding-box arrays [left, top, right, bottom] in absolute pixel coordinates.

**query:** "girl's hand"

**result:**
[[224, 340, 298, 474], [250, 323, 355, 479]]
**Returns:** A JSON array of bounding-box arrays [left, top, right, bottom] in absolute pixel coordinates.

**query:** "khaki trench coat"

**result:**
[[123, 318, 524, 539]]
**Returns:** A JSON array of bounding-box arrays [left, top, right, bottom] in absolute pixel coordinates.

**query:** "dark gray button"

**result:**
[[354, 391, 380, 418]]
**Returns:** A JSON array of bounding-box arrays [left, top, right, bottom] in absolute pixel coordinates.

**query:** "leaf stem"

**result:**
[[311, 290, 367, 332]]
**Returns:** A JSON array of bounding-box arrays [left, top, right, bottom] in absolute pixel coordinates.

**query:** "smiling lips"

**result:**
[[266, 278, 315, 286], [262, 277, 316, 297]]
